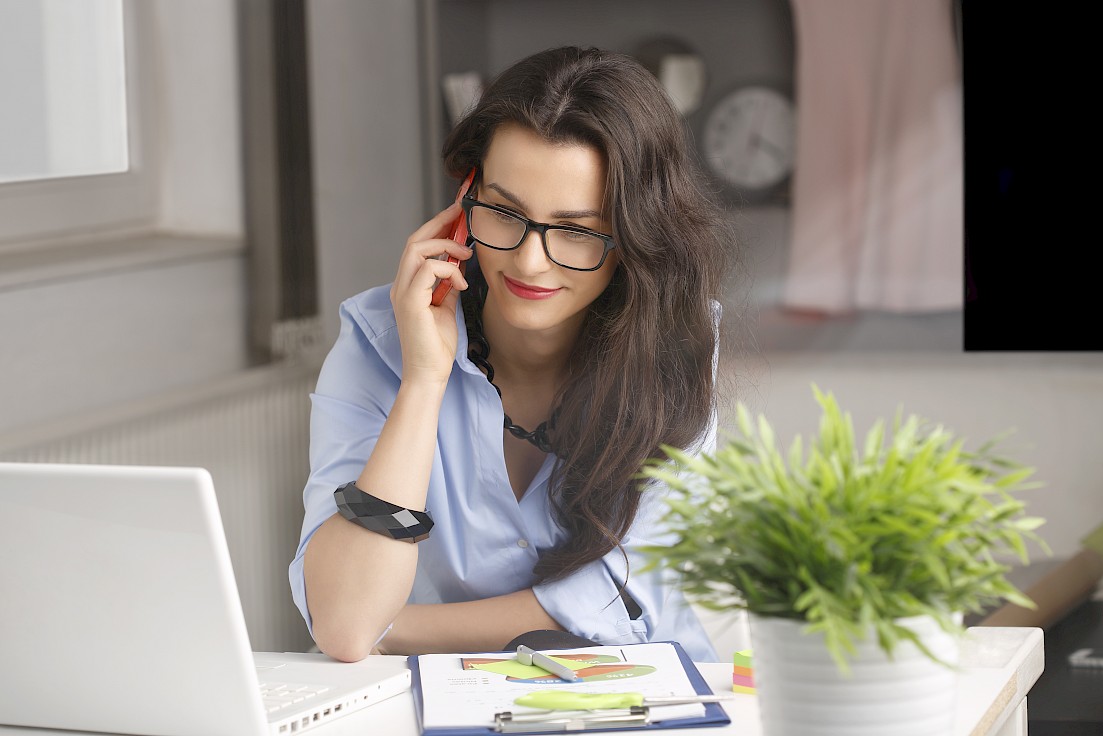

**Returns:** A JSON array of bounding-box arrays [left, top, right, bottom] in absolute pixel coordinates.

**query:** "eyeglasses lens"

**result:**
[[468, 204, 606, 270]]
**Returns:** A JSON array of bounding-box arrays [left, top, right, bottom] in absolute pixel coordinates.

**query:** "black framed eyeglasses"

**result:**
[[460, 194, 617, 272]]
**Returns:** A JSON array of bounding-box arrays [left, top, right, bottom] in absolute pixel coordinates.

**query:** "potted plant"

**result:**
[[639, 384, 1048, 736]]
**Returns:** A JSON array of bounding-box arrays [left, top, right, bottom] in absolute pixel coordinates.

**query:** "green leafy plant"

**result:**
[[639, 384, 1049, 672]]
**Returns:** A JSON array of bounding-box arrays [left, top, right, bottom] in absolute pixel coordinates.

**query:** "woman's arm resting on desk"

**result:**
[[376, 589, 565, 655], [304, 513, 416, 661], [304, 378, 449, 663], [303, 207, 474, 662]]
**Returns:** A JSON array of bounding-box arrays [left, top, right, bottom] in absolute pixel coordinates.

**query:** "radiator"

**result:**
[[0, 359, 321, 654]]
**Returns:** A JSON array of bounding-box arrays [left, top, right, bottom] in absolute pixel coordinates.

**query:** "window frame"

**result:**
[[0, 0, 157, 252]]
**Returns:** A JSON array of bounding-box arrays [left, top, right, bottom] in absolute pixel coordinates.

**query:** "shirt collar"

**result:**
[[454, 296, 484, 377]]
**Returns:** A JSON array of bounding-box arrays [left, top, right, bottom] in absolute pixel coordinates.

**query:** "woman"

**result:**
[[290, 46, 734, 662]]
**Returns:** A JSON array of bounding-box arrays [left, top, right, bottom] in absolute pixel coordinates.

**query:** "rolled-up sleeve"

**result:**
[[289, 298, 400, 639]]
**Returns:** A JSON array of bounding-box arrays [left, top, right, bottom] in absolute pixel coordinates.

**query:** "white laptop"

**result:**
[[0, 462, 410, 736]]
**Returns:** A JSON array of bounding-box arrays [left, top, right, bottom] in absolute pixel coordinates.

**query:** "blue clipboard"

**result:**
[[407, 640, 731, 735]]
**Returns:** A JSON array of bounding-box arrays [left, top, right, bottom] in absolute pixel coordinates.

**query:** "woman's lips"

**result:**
[[503, 275, 561, 300]]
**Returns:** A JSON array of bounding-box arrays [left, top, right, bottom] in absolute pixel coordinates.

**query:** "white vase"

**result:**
[[748, 613, 961, 736]]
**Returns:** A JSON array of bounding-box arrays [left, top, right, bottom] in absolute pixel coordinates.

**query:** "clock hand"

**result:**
[[755, 135, 788, 164], [746, 98, 766, 157]]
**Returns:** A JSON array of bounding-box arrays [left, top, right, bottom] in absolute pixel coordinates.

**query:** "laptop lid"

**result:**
[[0, 462, 407, 736]]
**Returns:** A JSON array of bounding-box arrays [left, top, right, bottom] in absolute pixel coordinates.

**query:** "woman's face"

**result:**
[[474, 123, 619, 335]]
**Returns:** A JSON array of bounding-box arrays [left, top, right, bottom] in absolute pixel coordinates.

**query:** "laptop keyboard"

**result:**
[[258, 682, 331, 714]]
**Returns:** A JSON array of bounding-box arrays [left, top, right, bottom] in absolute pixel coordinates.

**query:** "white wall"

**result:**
[[0, 0, 247, 437], [0, 245, 248, 438], [733, 351, 1103, 562]]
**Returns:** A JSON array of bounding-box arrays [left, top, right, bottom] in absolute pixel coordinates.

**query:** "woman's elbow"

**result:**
[[311, 620, 386, 663], [319, 641, 372, 663]]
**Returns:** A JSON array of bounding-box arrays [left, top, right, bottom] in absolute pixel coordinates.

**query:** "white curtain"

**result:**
[[783, 0, 963, 314]]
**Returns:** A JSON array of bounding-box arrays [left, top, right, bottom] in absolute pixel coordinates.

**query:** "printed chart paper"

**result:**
[[416, 642, 706, 729]]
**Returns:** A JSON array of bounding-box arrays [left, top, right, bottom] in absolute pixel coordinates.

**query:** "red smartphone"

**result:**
[[430, 168, 476, 306]]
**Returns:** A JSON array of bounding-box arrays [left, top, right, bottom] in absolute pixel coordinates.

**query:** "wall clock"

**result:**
[[700, 85, 796, 201]]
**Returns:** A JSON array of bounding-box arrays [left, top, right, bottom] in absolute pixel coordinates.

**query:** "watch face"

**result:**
[[701, 86, 795, 197]]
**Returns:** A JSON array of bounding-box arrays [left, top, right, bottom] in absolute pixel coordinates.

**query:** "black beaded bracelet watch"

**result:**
[[333, 481, 434, 543]]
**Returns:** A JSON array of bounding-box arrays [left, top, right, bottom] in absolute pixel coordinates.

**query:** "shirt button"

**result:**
[[517, 539, 529, 549]]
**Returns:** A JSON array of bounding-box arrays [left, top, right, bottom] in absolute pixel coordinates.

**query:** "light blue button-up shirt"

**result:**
[[289, 285, 719, 661]]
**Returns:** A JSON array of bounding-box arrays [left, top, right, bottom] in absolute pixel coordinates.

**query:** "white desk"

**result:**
[[0, 627, 1042, 736]]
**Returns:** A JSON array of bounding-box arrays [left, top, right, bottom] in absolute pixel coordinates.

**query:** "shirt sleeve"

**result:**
[[288, 297, 401, 642], [531, 408, 721, 663]]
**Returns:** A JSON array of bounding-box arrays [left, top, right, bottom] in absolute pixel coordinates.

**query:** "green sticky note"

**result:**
[[1082, 522, 1103, 557], [471, 660, 548, 678]]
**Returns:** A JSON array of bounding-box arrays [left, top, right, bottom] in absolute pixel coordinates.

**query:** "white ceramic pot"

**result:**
[[748, 613, 961, 736]]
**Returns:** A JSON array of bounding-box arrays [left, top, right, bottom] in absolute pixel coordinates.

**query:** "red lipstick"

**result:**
[[503, 275, 561, 300]]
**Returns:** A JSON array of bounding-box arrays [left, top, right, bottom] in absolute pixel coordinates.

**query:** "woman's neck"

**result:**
[[478, 296, 581, 388]]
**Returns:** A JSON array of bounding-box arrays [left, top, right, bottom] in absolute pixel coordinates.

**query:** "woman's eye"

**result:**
[[562, 230, 597, 243], [491, 210, 517, 224]]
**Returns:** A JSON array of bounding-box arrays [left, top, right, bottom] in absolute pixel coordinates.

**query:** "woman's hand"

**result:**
[[390, 202, 473, 386]]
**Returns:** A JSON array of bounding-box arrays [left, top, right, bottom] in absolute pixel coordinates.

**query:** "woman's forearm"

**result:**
[[376, 589, 565, 655], [304, 378, 448, 662]]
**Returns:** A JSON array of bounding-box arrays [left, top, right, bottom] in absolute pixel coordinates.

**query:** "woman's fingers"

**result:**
[[386, 204, 474, 383], [411, 257, 469, 299], [407, 201, 462, 246], [395, 203, 472, 291], [396, 240, 472, 294]]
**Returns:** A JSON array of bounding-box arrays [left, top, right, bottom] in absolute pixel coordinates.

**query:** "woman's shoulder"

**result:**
[[338, 283, 398, 340], [319, 284, 405, 386]]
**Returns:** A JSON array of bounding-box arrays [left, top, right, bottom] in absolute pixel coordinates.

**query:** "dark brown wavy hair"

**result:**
[[442, 46, 738, 584]]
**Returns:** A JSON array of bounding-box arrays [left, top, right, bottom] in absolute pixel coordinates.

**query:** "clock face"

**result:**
[[701, 86, 795, 196]]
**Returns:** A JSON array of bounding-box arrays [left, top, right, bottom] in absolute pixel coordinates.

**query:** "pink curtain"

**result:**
[[783, 0, 963, 314]]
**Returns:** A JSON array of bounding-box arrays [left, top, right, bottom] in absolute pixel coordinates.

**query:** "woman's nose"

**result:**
[[514, 229, 553, 273]]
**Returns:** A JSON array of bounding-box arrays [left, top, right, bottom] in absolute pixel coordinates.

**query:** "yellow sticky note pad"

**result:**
[[732, 649, 755, 694], [470, 656, 585, 679]]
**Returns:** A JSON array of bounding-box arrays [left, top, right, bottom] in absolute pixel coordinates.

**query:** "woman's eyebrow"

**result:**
[[485, 182, 604, 220]]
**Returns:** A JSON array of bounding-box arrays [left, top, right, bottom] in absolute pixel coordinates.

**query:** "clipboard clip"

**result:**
[[494, 706, 651, 733]]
